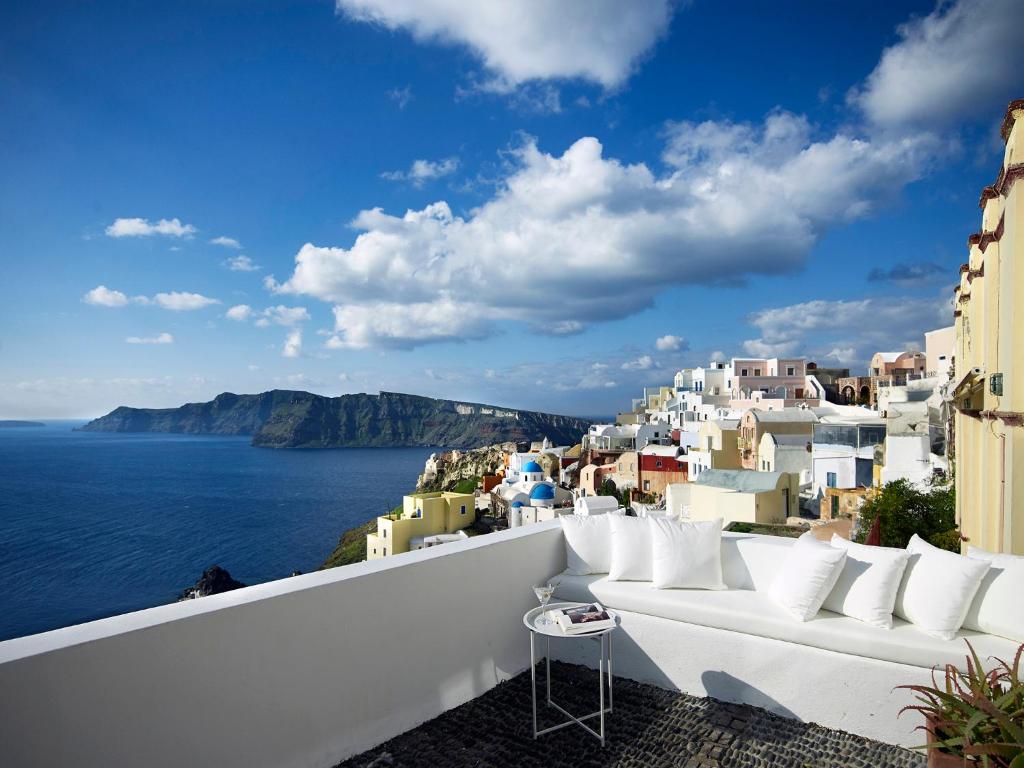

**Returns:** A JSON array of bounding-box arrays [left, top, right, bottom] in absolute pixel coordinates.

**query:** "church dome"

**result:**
[[511, 501, 524, 507], [522, 460, 542, 473], [529, 483, 555, 500]]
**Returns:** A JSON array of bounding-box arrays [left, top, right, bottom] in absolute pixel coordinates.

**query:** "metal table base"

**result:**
[[530, 629, 613, 746]]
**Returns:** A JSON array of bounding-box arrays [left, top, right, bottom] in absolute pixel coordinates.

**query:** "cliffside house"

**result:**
[[366, 491, 475, 560]]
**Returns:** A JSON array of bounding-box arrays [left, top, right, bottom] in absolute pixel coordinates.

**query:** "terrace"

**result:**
[[0, 520, 960, 768]]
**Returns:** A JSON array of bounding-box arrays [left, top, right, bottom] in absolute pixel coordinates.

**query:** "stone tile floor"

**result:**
[[337, 661, 925, 768]]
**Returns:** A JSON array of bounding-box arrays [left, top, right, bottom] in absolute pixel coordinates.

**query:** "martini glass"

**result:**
[[533, 582, 557, 627]]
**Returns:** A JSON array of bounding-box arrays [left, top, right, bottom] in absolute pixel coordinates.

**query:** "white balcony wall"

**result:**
[[0, 520, 566, 768]]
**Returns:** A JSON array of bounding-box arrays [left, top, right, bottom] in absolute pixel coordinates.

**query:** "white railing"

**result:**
[[0, 521, 565, 768]]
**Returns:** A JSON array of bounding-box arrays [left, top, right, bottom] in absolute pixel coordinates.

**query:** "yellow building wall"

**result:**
[[366, 491, 475, 560], [698, 422, 743, 470], [954, 100, 1024, 555]]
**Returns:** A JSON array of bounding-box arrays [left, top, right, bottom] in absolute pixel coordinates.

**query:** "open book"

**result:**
[[553, 603, 615, 635]]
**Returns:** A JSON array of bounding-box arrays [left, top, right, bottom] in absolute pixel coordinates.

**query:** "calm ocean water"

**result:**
[[0, 422, 434, 642]]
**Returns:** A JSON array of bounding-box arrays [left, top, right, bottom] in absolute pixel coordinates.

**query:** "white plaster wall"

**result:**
[[550, 610, 932, 747], [811, 454, 858, 494], [0, 520, 566, 768]]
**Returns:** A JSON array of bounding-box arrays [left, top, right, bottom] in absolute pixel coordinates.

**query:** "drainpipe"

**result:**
[[999, 433, 1006, 552]]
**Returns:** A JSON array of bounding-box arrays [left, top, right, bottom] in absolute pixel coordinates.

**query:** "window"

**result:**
[[383, 530, 387, 538], [787, 366, 795, 376], [460, 505, 467, 515], [754, 368, 761, 376], [740, 368, 748, 376], [656, 460, 663, 468], [643, 480, 650, 491], [827, 472, 837, 488]]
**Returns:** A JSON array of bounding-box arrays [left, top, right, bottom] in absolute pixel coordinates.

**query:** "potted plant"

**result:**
[[897, 641, 1024, 767]]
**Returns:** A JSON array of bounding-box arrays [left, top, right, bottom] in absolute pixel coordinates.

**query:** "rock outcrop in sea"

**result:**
[[177, 565, 246, 601]]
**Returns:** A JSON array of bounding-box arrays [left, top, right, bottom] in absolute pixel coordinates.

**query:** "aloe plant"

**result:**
[[898, 641, 1024, 767]]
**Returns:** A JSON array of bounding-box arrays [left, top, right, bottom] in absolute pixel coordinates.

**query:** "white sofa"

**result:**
[[551, 531, 1019, 747]]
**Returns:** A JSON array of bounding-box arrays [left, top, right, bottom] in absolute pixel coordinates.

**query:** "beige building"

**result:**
[[367, 491, 475, 560], [925, 326, 955, 382], [738, 408, 818, 470], [952, 99, 1024, 555], [687, 418, 742, 481], [758, 432, 811, 480], [686, 469, 800, 525]]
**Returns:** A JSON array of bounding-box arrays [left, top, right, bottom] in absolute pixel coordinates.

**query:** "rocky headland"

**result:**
[[79, 390, 591, 449]]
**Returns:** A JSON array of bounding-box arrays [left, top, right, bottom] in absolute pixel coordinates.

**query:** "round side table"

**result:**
[[523, 602, 619, 746]]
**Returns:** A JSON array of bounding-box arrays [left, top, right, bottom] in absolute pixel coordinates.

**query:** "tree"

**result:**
[[853, 479, 958, 551]]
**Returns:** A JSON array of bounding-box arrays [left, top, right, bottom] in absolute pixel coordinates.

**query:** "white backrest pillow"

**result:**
[[650, 518, 726, 590], [823, 535, 910, 629], [768, 531, 847, 621], [560, 514, 613, 575], [894, 534, 990, 640], [608, 515, 653, 581], [724, 535, 797, 591], [963, 545, 1024, 642]]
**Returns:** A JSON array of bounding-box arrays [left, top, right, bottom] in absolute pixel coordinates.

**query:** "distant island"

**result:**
[[78, 390, 592, 449], [0, 420, 45, 428]]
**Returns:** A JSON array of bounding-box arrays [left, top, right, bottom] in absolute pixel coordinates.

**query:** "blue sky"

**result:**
[[1, 0, 1021, 418]]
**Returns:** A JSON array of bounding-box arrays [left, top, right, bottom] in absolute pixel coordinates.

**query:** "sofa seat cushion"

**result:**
[[554, 574, 1019, 670]]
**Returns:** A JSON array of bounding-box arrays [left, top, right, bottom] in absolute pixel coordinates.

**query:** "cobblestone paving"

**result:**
[[337, 661, 925, 768]]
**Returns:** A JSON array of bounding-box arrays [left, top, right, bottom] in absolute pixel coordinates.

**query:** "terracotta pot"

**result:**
[[925, 716, 964, 768]]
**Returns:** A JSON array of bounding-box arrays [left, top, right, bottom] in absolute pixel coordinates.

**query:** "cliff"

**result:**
[[416, 443, 515, 492], [78, 390, 591, 449]]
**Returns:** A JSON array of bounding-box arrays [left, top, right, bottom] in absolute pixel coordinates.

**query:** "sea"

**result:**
[[0, 422, 435, 642]]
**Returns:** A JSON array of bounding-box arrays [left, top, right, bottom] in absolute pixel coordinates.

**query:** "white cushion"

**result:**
[[650, 518, 726, 590], [560, 514, 613, 575], [824, 535, 910, 629], [553, 573, 1020, 670], [895, 534, 990, 640], [608, 516, 652, 581], [721, 533, 796, 591], [963, 546, 1024, 642], [768, 532, 846, 621]]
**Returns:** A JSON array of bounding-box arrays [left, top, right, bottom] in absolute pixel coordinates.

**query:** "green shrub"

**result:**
[[452, 476, 480, 494], [854, 479, 958, 550]]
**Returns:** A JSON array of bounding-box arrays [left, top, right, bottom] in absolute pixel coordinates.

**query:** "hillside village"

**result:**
[[359, 328, 958, 560]]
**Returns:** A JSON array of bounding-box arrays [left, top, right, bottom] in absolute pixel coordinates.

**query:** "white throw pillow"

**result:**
[[650, 518, 726, 590], [894, 534, 990, 640], [768, 531, 847, 621], [560, 514, 613, 575], [963, 546, 1024, 642], [608, 516, 653, 581], [824, 535, 910, 629]]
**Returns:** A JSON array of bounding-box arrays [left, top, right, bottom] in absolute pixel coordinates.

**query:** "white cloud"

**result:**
[[274, 116, 934, 349], [325, 299, 490, 349], [382, 157, 459, 187], [125, 332, 174, 345], [388, 85, 412, 109], [655, 334, 684, 351], [709, 350, 726, 363], [743, 296, 951, 370], [226, 304, 253, 321], [283, 329, 302, 358], [210, 236, 242, 249], [151, 292, 220, 311], [741, 338, 801, 358], [83, 285, 129, 307], [225, 254, 261, 272], [621, 354, 655, 371], [336, 0, 673, 89], [105, 217, 196, 238], [852, 0, 1024, 127], [255, 305, 310, 328]]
